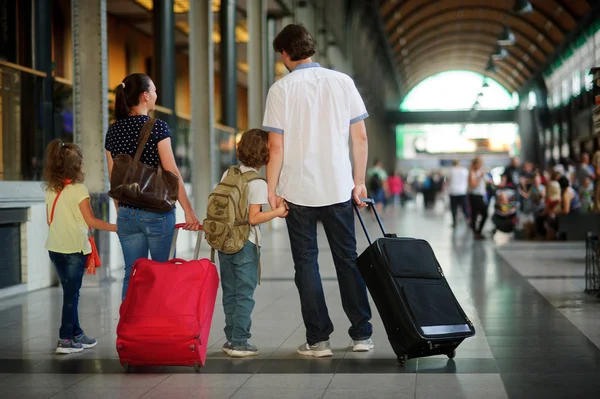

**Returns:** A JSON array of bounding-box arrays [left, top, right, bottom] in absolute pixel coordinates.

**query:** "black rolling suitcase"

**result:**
[[354, 199, 475, 364]]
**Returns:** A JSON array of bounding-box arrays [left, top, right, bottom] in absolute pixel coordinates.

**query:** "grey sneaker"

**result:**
[[297, 341, 333, 357], [222, 341, 234, 355], [229, 343, 259, 358], [55, 339, 84, 354], [73, 334, 97, 349], [352, 338, 374, 352]]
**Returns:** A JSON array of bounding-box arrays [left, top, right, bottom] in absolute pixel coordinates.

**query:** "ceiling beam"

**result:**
[[400, 28, 545, 67], [386, 109, 517, 125], [398, 41, 534, 78]]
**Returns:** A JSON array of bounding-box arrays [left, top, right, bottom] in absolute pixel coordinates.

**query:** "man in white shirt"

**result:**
[[447, 160, 470, 228], [263, 24, 373, 358]]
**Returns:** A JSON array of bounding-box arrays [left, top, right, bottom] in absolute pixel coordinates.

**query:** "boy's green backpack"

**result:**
[[203, 166, 265, 257]]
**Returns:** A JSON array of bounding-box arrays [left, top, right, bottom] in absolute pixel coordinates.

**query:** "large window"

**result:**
[[397, 71, 519, 159]]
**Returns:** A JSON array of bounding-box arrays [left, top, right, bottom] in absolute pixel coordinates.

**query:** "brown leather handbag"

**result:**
[[108, 118, 179, 213]]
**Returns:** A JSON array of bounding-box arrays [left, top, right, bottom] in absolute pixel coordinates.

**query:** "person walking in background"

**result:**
[[447, 160, 469, 228], [387, 170, 404, 208], [43, 140, 117, 354], [368, 159, 388, 213], [264, 24, 374, 357], [105, 73, 200, 301], [468, 156, 489, 240]]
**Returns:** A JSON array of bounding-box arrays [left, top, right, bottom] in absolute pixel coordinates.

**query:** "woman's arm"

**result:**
[[561, 191, 572, 214], [158, 139, 200, 230], [79, 198, 117, 231], [105, 151, 118, 210]]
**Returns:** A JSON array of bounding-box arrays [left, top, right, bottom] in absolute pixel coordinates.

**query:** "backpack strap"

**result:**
[[241, 170, 266, 183]]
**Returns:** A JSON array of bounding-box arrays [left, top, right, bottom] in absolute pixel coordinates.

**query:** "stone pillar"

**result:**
[[153, 0, 176, 138], [266, 16, 276, 89], [189, 0, 215, 219], [248, 0, 266, 128], [72, 0, 113, 284], [220, 0, 237, 130]]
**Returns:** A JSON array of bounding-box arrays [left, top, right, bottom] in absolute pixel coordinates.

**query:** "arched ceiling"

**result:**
[[379, 0, 592, 92]]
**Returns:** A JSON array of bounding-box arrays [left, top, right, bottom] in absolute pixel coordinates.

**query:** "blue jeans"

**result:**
[[285, 199, 372, 345], [117, 207, 176, 300], [49, 251, 86, 340], [218, 242, 259, 346]]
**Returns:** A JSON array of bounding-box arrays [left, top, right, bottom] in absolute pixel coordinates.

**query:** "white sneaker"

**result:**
[[297, 341, 333, 357], [352, 338, 374, 352]]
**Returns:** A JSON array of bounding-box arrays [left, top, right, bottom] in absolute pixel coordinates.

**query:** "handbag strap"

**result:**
[[133, 118, 157, 164], [48, 179, 72, 225]]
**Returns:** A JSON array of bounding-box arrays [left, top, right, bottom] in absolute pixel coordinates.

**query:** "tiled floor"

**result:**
[[1, 201, 600, 398]]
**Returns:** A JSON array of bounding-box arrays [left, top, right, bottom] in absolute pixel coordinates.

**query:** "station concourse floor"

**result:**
[[0, 200, 599, 399]]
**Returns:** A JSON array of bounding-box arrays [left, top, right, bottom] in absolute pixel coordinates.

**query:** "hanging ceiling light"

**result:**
[[485, 59, 497, 72], [513, 0, 533, 14], [492, 46, 509, 60], [482, 80, 490, 88], [497, 26, 516, 45]]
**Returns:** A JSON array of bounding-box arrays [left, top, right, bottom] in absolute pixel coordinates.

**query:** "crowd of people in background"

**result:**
[[368, 153, 599, 242]]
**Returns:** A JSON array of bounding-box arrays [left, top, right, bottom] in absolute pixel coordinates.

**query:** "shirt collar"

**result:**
[[292, 62, 321, 72]]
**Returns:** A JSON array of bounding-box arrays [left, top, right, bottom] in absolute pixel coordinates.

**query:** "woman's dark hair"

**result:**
[[557, 176, 570, 192], [236, 129, 270, 169], [273, 24, 316, 61], [114, 73, 152, 120], [43, 139, 84, 193]]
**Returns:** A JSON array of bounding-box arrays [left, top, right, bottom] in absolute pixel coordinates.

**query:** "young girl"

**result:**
[[44, 140, 117, 354], [217, 129, 287, 358]]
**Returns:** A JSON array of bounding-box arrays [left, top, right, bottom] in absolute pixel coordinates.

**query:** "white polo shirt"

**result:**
[[262, 62, 368, 207]]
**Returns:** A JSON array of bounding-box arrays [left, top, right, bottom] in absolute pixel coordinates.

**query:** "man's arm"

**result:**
[[350, 120, 368, 207], [267, 132, 285, 211]]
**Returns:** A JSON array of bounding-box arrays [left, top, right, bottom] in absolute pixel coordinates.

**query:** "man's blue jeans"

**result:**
[[285, 199, 373, 345], [117, 207, 176, 300], [218, 242, 259, 346], [49, 251, 86, 340]]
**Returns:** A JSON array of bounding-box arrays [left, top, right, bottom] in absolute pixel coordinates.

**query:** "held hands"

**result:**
[[353, 183, 368, 208], [269, 193, 289, 218]]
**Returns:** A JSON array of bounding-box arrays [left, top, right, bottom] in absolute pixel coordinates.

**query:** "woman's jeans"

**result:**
[[218, 242, 259, 346], [117, 207, 176, 300], [48, 251, 86, 340]]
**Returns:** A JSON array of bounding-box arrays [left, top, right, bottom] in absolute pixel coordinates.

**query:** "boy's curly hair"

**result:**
[[236, 129, 270, 169], [43, 140, 85, 193]]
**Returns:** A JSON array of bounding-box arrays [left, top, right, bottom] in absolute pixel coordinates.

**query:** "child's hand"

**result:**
[[277, 200, 288, 216]]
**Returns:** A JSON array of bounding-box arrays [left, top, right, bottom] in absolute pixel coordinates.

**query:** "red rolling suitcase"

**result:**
[[354, 199, 475, 364], [116, 224, 219, 371]]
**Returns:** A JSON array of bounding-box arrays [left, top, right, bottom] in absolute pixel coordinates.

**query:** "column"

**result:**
[[189, 0, 215, 218], [266, 17, 276, 89], [153, 0, 176, 138], [34, 0, 53, 148], [248, 0, 266, 128], [220, 0, 237, 130], [72, 0, 113, 284]]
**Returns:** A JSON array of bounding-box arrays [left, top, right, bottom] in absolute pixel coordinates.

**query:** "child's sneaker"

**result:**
[[229, 343, 259, 358], [55, 339, 84, 354], [73, 334, 97, 349], [222, 341, 234, 355]]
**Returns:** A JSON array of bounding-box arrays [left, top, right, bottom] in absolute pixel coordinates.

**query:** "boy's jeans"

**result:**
[[218, 242, 259, 346], [48, 251, 86, 340], [117, 207, 176, 301], [285, 199, 373, 345]]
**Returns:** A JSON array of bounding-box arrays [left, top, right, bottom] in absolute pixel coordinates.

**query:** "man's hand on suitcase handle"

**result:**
[[353, 184, 369, 208], [175, 223, 204, 231]]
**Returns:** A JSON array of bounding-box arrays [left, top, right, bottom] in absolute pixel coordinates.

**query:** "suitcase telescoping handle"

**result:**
[[352, 197, 388, 246], [169, 223, 203, 261]]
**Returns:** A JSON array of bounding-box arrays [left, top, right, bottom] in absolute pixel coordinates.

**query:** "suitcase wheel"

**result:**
[[193, 363, 201, 373], [122, 363, 131, 372], [447, 350, 456, 359], [397, 354, 408, 365]]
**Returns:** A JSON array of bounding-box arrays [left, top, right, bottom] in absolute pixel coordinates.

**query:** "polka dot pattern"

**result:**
[[105, 115, 171, 209]]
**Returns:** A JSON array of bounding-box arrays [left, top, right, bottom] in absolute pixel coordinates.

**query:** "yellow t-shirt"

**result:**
[[45, 183, 92, 255]]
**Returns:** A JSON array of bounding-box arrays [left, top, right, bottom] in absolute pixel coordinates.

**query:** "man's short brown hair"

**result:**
[[273, 24, 316, 61], [236, 129, 270, 169]]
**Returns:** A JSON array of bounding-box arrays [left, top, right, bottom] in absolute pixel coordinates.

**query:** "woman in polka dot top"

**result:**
[[105, 73, 201, 301]]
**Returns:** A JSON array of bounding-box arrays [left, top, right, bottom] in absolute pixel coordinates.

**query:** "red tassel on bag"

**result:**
[[86, 236, 101, 275]]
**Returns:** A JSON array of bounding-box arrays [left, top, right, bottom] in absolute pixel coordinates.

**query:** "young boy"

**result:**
[[218, 129, 287, 358]]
